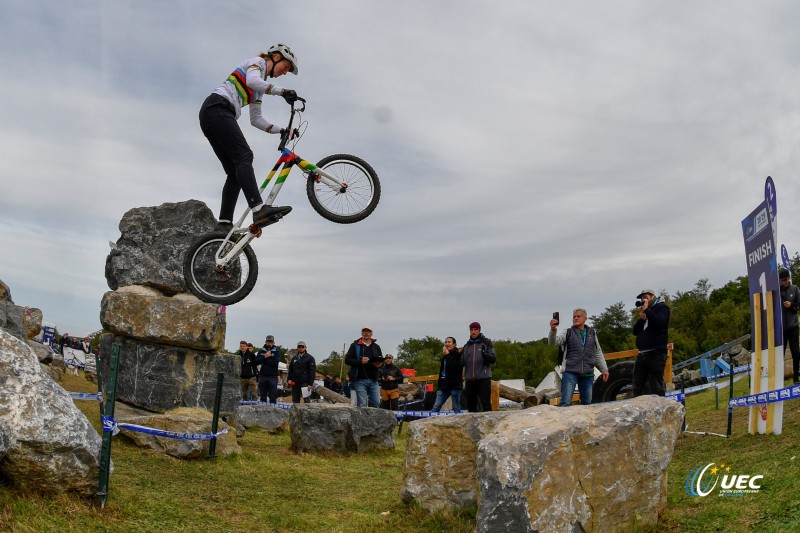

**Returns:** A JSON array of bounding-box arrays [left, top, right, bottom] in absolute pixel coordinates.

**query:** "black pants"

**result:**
[[258, 375, 278, 403], [464, 378, 492, 412], [291, 383, 310, 404], [632, 350, 667, 397], [785, 326, 800, 382], [199, 94, 262, 222]]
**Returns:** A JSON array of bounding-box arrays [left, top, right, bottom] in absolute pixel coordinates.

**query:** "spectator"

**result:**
[[287, 341, 316, 404], [632, 289, 671, 396], [58, 333, 69, 354], [345, 325, 384, 407], [236, 340, 258, 401], [462, 322, 496, 412], [70, 337, 81, 349], [255, 334, 281, 403], [323, 374, 333, 389], [548, 309, 609, 406], [81, 336, 92, 354], [343, 376, 352, 401], [779, 269, 800, 384], [431, 337, 463, 413], [379, 354, 404, 410], [330, 376, 344, 395]]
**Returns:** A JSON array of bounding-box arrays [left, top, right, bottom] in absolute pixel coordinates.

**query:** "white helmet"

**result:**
[[267, 43, 298, 75]]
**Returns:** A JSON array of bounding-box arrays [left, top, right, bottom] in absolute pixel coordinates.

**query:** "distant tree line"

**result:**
[[375, 253, 800, 387]]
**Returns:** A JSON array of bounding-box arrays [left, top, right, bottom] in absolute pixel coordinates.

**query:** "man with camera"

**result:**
[[779, 268, 800, 385], [549, 309, 609, 406], [632, 289, 670, 396]]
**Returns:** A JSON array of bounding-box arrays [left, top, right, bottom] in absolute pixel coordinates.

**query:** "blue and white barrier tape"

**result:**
[[239, 400, 293, 410], [729, 383, 800, 408], [101, 415, 228, 440], [394, 410, 459, 419], [70, 392, 102, 401]]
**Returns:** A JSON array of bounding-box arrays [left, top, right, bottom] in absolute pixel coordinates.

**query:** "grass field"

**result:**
[[1, 373, 799, 532]]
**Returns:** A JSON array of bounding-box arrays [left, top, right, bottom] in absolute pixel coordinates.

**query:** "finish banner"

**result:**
[[740, 176, 784, 435]]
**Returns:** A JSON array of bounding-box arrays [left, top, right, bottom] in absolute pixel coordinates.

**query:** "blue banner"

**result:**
[[742, 200, 782, 347]]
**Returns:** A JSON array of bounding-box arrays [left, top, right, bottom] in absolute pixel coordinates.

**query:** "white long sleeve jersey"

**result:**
[[212, 56, 286, 133]]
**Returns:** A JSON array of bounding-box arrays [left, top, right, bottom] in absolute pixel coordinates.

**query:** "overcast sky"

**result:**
[[2, 1, 799, 363]]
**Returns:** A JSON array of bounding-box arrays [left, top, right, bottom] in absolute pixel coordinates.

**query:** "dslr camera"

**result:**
[[635, 300, 644, 308]]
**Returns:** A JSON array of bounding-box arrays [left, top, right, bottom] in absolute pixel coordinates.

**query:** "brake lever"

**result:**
[[294, 97, 306, 112]]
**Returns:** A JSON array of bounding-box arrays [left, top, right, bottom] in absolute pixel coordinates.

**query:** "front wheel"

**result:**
[[307, 154, 380, 224], [183, 233, 259, 305]]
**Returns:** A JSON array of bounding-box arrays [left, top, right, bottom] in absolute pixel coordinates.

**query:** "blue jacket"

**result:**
[[255, 345, 281, 377], [633, 299, 670, 351]]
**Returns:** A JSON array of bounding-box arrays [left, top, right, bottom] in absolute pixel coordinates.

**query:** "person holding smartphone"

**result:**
[[549, 308, 609, 406]]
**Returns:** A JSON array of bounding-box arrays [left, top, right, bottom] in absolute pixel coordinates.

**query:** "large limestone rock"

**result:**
[[117, 407, 240, 459], [99, 334, 239, 414], [0, 329, 103, 495], [100, 286, 226, 351], [22, 307, 42, 340], [403, 397, 684, 533], [0, 301, 25, 341], [105, 199, 217, 294], [0, 279, 11, 302], [234, 404, 289, 434], [289, 404, 396, 453]]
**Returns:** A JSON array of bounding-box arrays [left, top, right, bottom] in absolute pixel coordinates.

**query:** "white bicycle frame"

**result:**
[[213, 148, 346, 267]]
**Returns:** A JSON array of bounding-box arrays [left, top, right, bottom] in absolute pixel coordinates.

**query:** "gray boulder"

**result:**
[[234, 404, 289, 434], [105, 199, 217, 294], [99, 334, 239, 414], [0, 301, 25, 341], [0, 279, 11, 302], [0, 328, 103, 495], [117, 407, 240, 459], [402, 397, 684, 533], [22, 307, 43, 340], [28, 340, 54, 364], [100, 286, 226, 351], [288, 404, 396, 453]]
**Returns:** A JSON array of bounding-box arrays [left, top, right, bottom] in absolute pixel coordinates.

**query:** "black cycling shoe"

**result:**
[[215, 221, 234, 233], [252, 205, 293, 228]]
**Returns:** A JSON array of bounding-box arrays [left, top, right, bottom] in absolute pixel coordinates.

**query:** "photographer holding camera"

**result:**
[[632, 289, 670, 397]]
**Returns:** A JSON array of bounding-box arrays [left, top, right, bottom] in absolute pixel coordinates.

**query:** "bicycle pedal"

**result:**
[[248, 224, 263, 237]]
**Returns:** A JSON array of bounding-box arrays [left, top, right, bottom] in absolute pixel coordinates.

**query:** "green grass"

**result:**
[[2, 374, 799, 532]]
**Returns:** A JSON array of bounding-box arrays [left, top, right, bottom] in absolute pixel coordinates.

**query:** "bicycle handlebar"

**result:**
[[278, 97, 306, 152]]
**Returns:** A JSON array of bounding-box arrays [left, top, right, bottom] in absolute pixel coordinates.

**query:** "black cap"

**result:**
[[779, 268, 790, 280]]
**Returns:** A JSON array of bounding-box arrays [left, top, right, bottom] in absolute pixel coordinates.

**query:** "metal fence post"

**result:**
[[207, 372, 224, 460], [97, 343, 120, 508]]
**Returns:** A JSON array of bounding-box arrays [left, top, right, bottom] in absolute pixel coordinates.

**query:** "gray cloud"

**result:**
[[2, 1, 799, 361]]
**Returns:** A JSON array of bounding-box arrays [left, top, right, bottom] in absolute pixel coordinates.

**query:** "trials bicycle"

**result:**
[[183, 98, 380, 305]]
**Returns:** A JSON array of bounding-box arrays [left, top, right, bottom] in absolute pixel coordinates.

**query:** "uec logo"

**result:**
[[685, 463, 763, 497]]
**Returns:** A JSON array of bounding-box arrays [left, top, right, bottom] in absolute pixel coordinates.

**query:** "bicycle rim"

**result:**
[[184, 235, 258, 305], [308, 154, 380, 223]]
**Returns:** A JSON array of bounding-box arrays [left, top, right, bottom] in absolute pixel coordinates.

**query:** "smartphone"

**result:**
[[553, 311, 559, 325]]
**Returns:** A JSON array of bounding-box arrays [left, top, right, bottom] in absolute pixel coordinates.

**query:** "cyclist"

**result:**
[[199, 44, 301, 232]]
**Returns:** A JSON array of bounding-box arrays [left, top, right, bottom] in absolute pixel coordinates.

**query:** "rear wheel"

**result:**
[[592, 361, 635, 403], [183, 233, 258, 305], [307, 154, 380, 223]]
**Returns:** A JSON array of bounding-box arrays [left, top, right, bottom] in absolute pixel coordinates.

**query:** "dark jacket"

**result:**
[[437, 348, 463, 391], [287, 352, 316, 386], [780, 282, 800, 330], [633, 299, 670, 351], [379, 363, 404, 390], [255, 345, 281, 376], [237, 349, 258, 379], [345, 339, 383, 381], [462, 334, 496, 381]]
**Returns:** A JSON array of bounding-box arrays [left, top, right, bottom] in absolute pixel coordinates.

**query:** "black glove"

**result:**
[[282, 89, 298, 104]]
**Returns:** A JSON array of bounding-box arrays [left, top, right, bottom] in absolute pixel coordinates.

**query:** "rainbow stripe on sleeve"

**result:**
[[226, 68, 255, 106]]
